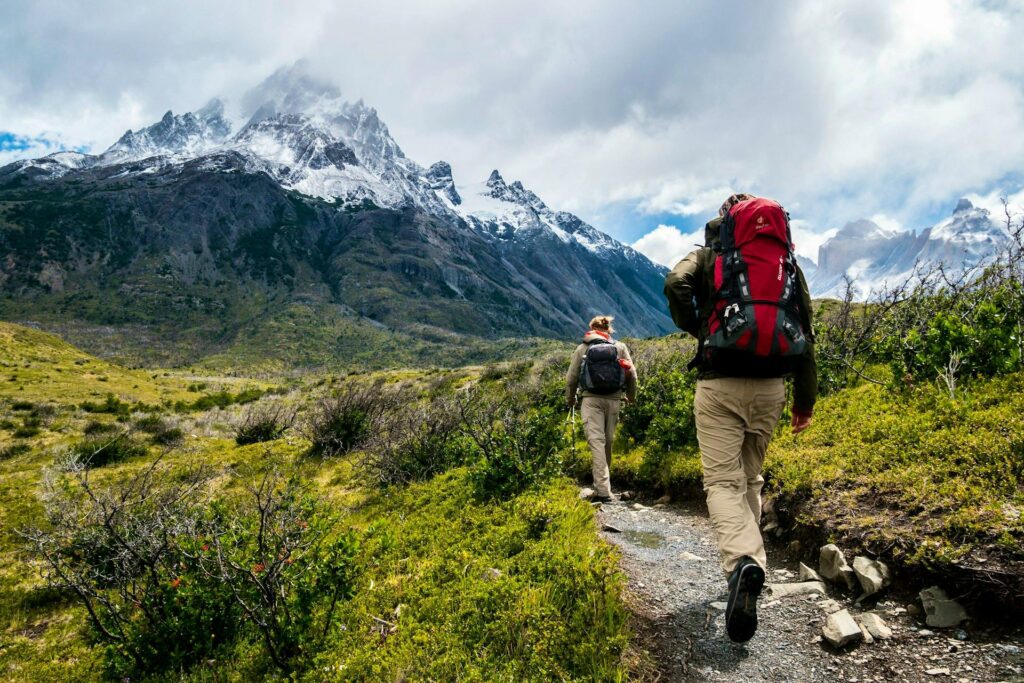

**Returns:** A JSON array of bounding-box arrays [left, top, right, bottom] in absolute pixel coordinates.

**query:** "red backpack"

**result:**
[[697, 198, 809, 375]]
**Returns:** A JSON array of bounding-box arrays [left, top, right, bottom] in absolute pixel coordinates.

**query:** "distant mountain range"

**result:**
[[0, 63, 672, 368], [803, 198, 1009, 297]]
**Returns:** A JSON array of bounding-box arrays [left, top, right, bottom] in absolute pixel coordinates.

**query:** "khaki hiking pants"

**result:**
[[581, 395, 622, 497], [694, 377, 786, 574]]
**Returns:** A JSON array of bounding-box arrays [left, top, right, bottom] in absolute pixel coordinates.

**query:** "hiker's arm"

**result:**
[[791, 265, 817, 432], [620, 344, 638, 403], [565, 346, 583, 407], [664, 248, 707, 336]]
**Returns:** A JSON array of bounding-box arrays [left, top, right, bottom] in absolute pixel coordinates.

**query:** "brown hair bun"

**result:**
[[589, 315, 615, 333]]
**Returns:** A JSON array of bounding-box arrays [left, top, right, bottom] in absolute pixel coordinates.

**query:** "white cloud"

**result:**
[[631, 224, 704, 268], [2, 0, 1023, 245]]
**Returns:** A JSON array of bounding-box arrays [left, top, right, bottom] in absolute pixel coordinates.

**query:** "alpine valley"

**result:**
[[0, 63, 673, 369]]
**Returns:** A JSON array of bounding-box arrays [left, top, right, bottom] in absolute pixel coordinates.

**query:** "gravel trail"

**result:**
[[597, 498, 1024, 683]]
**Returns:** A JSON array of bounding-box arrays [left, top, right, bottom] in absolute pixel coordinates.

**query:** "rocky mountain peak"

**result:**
[[425, 161, 460, 205], [486, 169, 506, 188], [953, 198, 974, 214]]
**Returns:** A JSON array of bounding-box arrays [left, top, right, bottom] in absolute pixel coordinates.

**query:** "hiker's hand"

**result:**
[[791, 412, 812, 434]]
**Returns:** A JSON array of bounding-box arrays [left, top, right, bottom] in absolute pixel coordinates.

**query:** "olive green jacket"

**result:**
[[663, 217, 818, 414]]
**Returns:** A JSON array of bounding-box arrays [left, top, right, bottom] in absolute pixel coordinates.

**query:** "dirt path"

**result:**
[[597, 498, 1024, 683]]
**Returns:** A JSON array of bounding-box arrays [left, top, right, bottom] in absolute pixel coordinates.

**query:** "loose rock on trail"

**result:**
[[595, 495, 1024, 682]]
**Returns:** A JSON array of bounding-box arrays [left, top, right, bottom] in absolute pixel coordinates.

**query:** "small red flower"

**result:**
[[201, 543, 210, 552], [170, 577, 182, 589], [252, 563, 266, 574], [296, 519, 309, 529], [285, 557, 295, 566]]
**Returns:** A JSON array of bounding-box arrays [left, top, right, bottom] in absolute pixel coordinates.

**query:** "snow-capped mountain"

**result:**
[[808, 199, 1009, 297], [0, 62, 673, 362], [10, 62, 636, 262]]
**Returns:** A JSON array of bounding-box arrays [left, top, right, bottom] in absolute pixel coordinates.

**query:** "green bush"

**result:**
[[13, 417, 41, 438], [301, 384, 399, 458], [462, 394, 564, 500], [133, 414, 184, 447], [83, 419, 117, 435], [235, 401, 295, 446], [618, 344, 696, 454], [0, 443, 30, 459], [200, 471, 360, 670], [359, 397, 473, 485], [80, 393, 131, 415], [69, 432, 148, 468], [24, 463, 361, 679], [150, 425, 185, 446], [23, 462, 240, 679]]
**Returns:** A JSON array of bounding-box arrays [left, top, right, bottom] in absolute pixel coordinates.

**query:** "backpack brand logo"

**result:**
[[755, 215, 767, 230], [777, 255, 784, 281]]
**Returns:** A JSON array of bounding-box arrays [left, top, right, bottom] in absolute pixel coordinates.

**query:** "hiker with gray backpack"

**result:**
[[664, 194, 817, 643], [565, 315, 638, 503]]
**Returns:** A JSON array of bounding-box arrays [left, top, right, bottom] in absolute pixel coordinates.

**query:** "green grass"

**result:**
[[766, 371, 1024, 570], [0, 328, 631, 681]]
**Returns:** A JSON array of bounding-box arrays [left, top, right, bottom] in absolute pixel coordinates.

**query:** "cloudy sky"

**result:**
[[3, 0, 1023, 266]]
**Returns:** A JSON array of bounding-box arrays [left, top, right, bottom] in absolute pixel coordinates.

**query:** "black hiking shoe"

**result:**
[[592, 493, 619, 504], [725, 556, 765, 643]]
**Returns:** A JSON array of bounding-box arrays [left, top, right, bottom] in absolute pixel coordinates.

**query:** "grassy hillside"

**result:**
[[0, 322, 198, 405], [0, 325, 630, 681]]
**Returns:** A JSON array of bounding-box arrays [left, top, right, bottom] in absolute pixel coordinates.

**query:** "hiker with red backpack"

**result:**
[[565, 315, 638, 503], [664, 193, 817, 643]]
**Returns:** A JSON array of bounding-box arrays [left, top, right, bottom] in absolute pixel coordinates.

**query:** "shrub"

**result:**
[[83, 420, 117, 435], [618, 343, 697, 453], [68, 432, 148, 468], [133, 414, 185, 447], [0, 443, 30, 460], [22, 460, 361, 678], [301, 383, 400, 458], [11, 400, 34, 411], [80, 393, 131, 415], [235, 401, 296, 446], [459, 389, 564, 499], [359, 396, 472, 485], [13, 416, 41, 438], [199, 469, 360, 669], [150, 425, 185, 447], [20, 459, 237, 679], [30, 403, 58, 425], [175, 388, 267, 412]]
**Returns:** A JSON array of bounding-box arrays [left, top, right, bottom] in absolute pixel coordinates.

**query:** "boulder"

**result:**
[[819, 544, 857, 589], [578, 487, 595, 499], [857, 612, 893, 640], [654, 494, 672, 505], [767, 581, 827, 598], [799, 562, 824, 582], [816, 598, 842, 614], [822, 609, 863, 648], [919, 586, 968, 628], [852, 556, 891, 597]]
